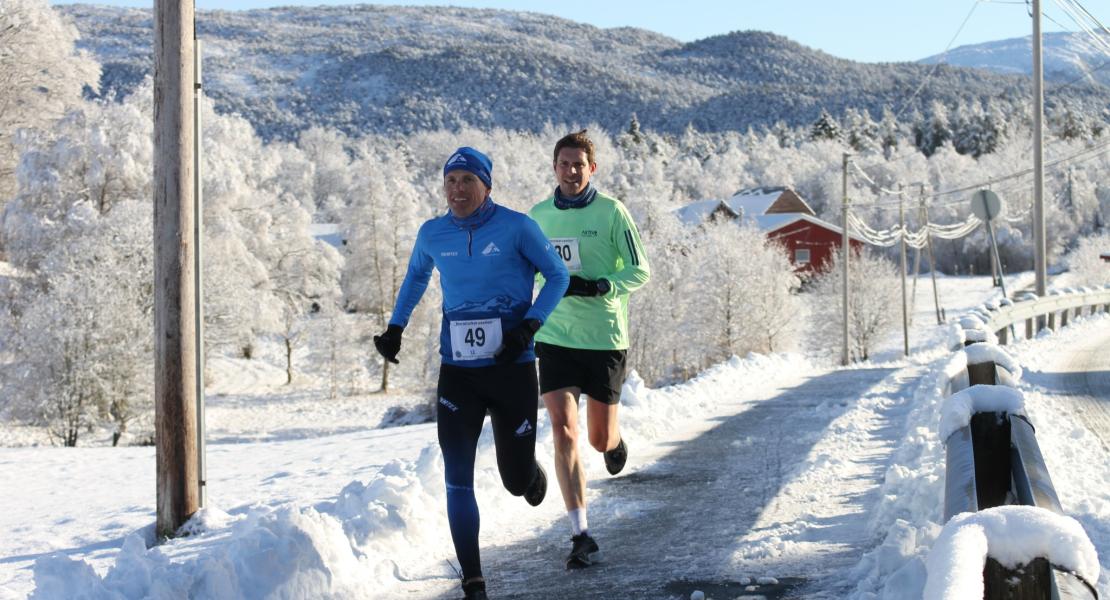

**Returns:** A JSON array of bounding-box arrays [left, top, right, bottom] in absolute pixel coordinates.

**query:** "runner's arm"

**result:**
[[388, 224, 434, 327], [603, 202, 650, 295], [519, 217, 569, 321]]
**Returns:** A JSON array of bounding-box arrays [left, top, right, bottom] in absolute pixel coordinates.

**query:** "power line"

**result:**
[[892, 0, 982, 121], [1069, 0, 1110, 38], [846, 137, 1110, 212], [1053, 58, 1110, 91], [1054, 0, 1110, 55], [929, 137, 1110, 198]]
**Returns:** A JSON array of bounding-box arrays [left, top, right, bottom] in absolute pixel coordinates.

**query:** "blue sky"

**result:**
[[51, 1, 1086, 63]]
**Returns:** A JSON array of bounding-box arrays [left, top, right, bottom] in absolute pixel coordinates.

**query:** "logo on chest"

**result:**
[[481, 242, 501, 256], [580, 230, 598, 238]]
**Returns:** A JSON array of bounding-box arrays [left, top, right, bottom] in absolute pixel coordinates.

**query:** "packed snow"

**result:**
[[923, 506, 1099, 599], [938, 385, 1026, 441]]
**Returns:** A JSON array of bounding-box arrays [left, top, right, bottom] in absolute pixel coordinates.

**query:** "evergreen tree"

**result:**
[[844, 107, 878, 153], [913, 101, 951, 157], [878, 106, 901, 160], [810, 110, 842, 142], [1055, 108, 1090, 141]]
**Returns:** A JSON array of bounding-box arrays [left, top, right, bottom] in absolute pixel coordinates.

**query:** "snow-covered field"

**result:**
[[2, 274, 1107, 599]]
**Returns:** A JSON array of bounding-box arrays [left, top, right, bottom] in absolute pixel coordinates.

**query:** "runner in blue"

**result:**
[[373, 146, 569, 600]]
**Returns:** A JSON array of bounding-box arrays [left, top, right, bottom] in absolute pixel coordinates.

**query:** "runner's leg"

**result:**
[[543, 387, 586, 511], [586, 398, 621, 453], [487, 361, 540, 495], [437, 365, 489, 581]]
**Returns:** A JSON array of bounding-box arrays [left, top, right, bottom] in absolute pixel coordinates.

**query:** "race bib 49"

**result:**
[[449, 318, 503, 360]]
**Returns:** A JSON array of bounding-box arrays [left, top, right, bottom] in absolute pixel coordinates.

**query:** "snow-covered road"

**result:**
[[1022, 324, 1110, 449], [398, 364, 927, 599]]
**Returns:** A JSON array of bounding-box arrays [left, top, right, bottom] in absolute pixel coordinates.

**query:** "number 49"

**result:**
[[465, 327, 486, 347]]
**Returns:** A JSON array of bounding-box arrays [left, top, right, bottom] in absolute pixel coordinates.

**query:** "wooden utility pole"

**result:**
[[919, 185, 943, 325], [1032, 0, 1048, 301], [154, 0, 199, 539], [841, 153, 851, 366], [898, 185, 909, 356], [193, 37, 207, 510]]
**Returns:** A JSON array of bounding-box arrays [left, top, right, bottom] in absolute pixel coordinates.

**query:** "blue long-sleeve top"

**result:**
[[389, 199, 570, 367]]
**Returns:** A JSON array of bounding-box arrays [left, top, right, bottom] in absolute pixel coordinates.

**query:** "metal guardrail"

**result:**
[[940, 346, 1100, 598], [984, 288, 1110, 344]]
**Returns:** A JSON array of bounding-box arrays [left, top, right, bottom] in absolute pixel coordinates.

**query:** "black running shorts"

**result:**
[[535, 342, 627, 405]]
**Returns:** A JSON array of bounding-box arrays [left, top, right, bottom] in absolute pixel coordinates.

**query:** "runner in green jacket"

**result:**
[[528, 130, 650, 569]]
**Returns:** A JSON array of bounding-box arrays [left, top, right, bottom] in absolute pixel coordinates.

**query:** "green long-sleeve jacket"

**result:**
[[528, 190, 650, 350]]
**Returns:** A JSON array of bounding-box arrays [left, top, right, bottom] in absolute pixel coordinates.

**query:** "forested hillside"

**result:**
[[60, 4, 1110, 142]]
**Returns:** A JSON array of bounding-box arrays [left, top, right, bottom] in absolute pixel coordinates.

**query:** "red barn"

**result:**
[[676, 186, 865, 274]]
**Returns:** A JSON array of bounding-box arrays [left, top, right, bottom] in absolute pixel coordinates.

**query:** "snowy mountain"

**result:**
[[59, 4, 1110, 142], [921, 31, 1110, 88]]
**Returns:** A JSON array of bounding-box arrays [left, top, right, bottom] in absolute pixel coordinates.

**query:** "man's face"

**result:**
[[443, 170, 489, 218], [554, 147, 597, 197]]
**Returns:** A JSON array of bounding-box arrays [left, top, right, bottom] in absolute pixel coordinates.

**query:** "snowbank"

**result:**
[[923, 506, 1099, 600], [963, 343, 1022, 380], [27, 352, 810, 598], [938, 385, 1026, 441], [32, 446, 450, 599], [848, 313, 1110, 599]]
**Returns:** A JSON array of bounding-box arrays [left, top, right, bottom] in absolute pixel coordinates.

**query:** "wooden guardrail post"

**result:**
[[984, 557, 1052, 598]]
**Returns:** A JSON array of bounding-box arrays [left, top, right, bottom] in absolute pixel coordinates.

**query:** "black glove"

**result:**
[[373, 324, 404, 364], [564, 276, 611, 297], [494, 319, 542, 365]]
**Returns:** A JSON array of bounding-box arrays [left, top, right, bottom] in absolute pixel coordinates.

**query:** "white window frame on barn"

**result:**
[[795, 248, 811, 264]]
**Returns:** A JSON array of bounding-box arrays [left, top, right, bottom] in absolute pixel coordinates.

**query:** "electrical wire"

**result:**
[[1054, 0, 1110, 55], [893, 0, 982, 121], [849, 161, 909, 195]]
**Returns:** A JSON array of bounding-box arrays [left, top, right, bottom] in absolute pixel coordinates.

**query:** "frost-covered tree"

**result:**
[[913, 101, 952, 157], [807, 248, 900, 362], [844, 108, 878, 153], [693, 221, 801, 359], [0, 0, 99, 214], [0, 88, 154, 443], [266, 193, 344, 384], [1066, 232, 1110, 288], [198, 98, 330, 360], [1054, 108, 1091, 142], [950, 101, 1003, 158], [298, 126, 356, 222], [2, 198, 153, 446], [810, 110, 841, 142], [877, 106, 902, 159], [341, 144, 429, 392], [627, 211, 695, 384]]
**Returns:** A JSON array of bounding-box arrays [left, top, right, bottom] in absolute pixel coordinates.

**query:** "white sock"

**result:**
[[568, 508, 588, 536]]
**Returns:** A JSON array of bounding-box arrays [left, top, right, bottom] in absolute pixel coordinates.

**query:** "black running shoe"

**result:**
[[524, 462, 547, 506], [566, 533, 600, 570], [461, 578, 488, 600], [604, 437, 627, 475]]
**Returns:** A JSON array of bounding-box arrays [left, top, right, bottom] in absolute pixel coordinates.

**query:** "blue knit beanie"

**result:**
[[443, 146, 493, 189]]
